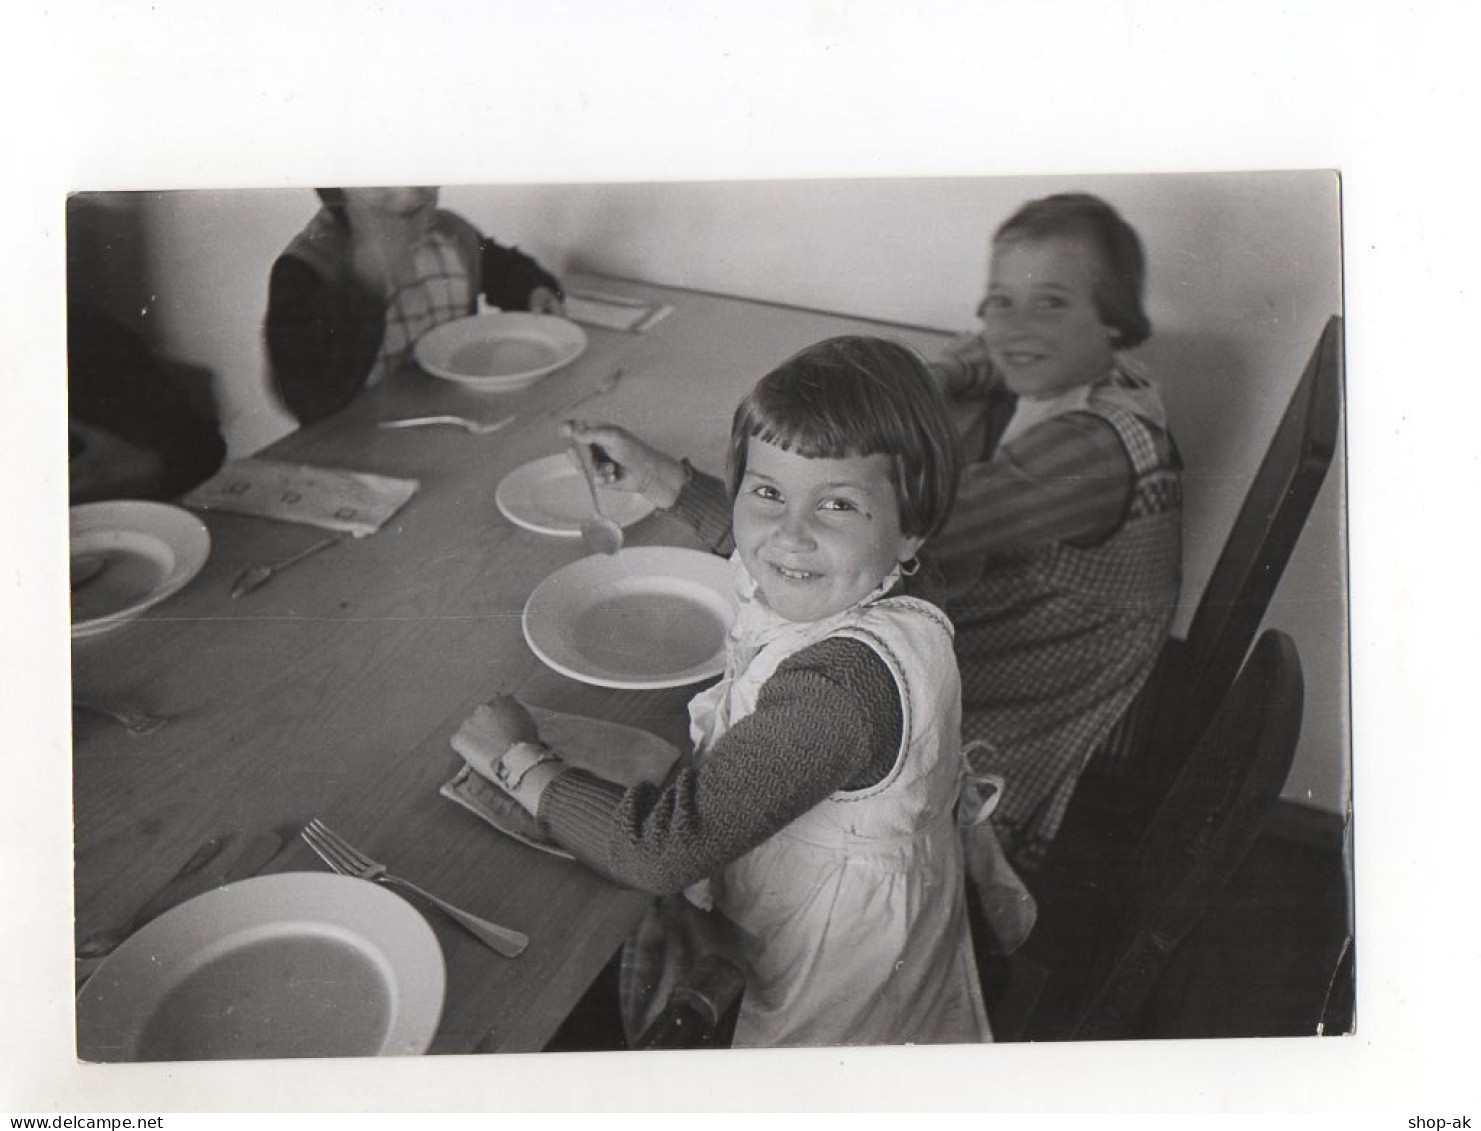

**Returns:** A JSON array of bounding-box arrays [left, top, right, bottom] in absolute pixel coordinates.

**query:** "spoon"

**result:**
[[231, 535, 340, 598], [71, 553, 108, 589], [568, 437, 624, 556]]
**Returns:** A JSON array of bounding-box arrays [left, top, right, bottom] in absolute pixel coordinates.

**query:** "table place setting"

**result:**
[[69, 500, 212, 638], [74, 822, 509, 1062], [495, 450, 654, 541], [415, 310, 587, 391], [76, 869, 446, 1063], [522, 546, 738, 690]]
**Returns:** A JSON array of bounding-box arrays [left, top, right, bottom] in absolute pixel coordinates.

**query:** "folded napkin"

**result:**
[[441, 707, 682, 858], [183, 458, 419, 538], [564, 290, 674, 334]]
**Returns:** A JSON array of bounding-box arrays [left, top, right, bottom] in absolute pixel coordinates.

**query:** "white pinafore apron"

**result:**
[[681, 556, 991, 1047]]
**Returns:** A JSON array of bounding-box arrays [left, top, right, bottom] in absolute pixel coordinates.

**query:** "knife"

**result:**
[[75, 831, 286, 989], [218, 831, 284, 886], [76, 834, 233, 963]]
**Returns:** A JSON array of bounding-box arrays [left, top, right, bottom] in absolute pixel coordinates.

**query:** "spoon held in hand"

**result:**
[[568, 438, 623, 556]]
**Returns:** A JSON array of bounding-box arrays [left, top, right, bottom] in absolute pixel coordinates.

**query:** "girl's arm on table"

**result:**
[[532, 638, 902, 893]]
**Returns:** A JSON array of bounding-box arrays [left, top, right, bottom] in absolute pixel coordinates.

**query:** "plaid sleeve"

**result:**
[[929, 410, 1135, 560]]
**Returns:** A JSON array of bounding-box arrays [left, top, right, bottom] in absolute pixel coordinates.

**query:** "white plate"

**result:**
[[496, 453, 655, 537], [523, 547, 738, 689], [76, 872, 445, 1062], [414, 312, 587, 390], [70, 501, 212, 639]]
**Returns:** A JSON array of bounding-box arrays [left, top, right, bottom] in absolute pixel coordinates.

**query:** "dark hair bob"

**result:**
[[726, 335, 962, 541]]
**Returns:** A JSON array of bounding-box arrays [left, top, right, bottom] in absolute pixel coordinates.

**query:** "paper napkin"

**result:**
[[564, 290, 675, 334], [184, 458, 419, 538]]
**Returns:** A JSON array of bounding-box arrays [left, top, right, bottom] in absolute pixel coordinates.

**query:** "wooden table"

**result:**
[[70, 274, 956, 1055]]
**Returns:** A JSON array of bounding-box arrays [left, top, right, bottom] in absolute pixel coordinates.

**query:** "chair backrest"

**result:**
[[1067, 629, 1304, 1040], [1159, 316, 1341, 766]]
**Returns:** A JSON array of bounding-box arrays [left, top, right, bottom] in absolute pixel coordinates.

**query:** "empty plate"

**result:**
[[414, 312, 587, 391], [76, 872, 445, 1062], [496, 453, 655, 537], [522, 546, 738, 689], [70, 501, 212, 639]]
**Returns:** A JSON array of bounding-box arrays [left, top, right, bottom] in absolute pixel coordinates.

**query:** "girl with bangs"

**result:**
[[451, 336, 991, 1047]]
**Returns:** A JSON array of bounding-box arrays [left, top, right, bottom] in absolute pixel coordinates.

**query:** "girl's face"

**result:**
[[341, 186, 440, 236], [733, 437, 924, 623], [980, 234, 1118, 399]]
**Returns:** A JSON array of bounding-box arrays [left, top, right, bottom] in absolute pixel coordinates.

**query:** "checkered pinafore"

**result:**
[[951, 400, 1182, 869]]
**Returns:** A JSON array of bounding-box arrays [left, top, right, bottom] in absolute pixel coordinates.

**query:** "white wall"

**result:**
[[73, 173, 1349, 813]]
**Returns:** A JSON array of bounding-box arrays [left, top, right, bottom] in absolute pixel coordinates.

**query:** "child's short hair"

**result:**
[[994, 193, 1152, 349], [314, 188, 348, 223], [726, 336, 962, 540]]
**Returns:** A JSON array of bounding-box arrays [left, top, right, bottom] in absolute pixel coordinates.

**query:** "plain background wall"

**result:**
[[67, 172, 1347, 812]]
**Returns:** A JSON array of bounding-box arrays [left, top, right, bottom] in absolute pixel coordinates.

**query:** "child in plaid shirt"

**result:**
[[924, 192, 1183, 870], [265, 186, 563, 425]]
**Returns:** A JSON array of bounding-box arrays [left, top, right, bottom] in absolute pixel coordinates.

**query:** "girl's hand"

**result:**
[[451, 695, 541, 782], [527, 286, 566, 316], [451, 697, 564, 817], [561, 421, 687, 509]]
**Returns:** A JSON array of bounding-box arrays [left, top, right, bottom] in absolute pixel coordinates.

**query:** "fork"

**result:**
[[378, 414, 516, 435], [300, 819, 528, 957]]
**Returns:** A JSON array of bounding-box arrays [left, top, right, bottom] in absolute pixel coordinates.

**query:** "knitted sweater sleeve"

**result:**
[[666, 466, 736, 555], [535, 636, 904, 894]]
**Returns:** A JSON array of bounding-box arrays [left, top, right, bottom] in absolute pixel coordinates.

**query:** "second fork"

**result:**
[[301, 819, 529, 958], [378, 414, 515, 435]]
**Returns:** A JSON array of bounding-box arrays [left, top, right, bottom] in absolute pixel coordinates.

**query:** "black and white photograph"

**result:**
[[60, 171, 1350, 1063], [5, 0, 1477, 1118]]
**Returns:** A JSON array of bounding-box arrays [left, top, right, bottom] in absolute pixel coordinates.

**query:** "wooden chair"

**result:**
[[1016, 629, 1305, 1041]]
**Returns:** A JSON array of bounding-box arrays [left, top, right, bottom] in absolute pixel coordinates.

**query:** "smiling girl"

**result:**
[[453, 337, 990, 1047], [926, 192, 1183, 871]]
